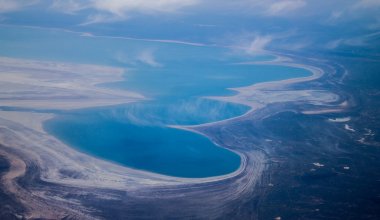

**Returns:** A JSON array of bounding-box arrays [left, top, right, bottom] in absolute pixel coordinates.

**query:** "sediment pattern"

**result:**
[[0, 54, 347, 219]]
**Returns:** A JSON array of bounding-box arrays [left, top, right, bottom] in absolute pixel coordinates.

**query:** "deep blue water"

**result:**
[[45, 112, 242, 177], [1, 26, 311, 177]]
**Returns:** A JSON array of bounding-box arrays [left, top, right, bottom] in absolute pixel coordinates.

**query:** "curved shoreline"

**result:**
[[0, 51, 345, 218], [38, 52, 326, 182]]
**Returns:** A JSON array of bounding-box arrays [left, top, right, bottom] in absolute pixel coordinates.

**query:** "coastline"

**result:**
[[0, 52, 344, 218]]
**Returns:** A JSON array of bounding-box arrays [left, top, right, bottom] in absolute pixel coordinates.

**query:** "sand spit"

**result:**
[[178, 54, 343, 130]]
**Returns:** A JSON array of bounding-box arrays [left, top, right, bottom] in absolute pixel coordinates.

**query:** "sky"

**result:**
[[0, 0, 379, 56]]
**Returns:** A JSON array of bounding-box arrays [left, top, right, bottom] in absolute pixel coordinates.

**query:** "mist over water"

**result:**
[[95, 99, 251, 126]]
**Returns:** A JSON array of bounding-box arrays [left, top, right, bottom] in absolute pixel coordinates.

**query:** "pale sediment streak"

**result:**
[[176, 53, 341, 130]]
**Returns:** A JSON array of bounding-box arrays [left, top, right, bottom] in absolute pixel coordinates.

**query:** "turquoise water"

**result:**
[[1, 26, 311, 177], [44, 111, 242, 177]]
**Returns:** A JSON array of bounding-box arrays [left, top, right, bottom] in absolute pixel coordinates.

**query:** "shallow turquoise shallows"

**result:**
[[1, 26, 311, 177]]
